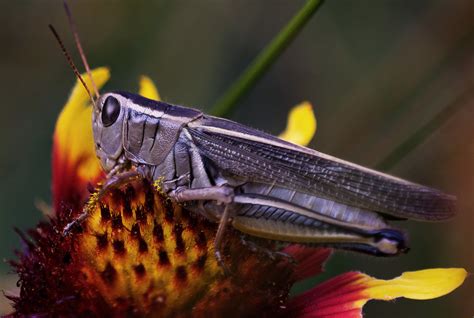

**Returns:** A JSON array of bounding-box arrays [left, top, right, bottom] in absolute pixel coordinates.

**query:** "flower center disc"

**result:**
[[76, 178, 294, 316]]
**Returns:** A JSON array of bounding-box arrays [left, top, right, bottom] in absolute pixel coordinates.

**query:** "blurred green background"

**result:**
[[0, 1, 472, 316]]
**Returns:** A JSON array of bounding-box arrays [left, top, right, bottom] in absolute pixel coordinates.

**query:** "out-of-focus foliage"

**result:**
[[0, 1, 472, 316]]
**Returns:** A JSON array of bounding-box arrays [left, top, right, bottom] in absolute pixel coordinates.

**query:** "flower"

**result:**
[[5, 68, 467, 317]]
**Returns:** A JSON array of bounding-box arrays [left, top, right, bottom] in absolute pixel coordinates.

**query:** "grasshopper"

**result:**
[[52, 3, 456, 266]]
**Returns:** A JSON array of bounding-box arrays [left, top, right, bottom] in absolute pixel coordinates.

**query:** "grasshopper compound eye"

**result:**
[[102, 96, 121, 127]]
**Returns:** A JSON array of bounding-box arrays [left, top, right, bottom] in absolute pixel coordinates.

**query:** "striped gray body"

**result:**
[[92, 91, 456, 256]]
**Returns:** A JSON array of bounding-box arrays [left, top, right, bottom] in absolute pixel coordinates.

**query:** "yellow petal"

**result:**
[[278, 101, 316, 146], [139, 75, 160, 101], [287, 268, 467, 317], [54, 67, 110, 182], [361, 268, 468, 302]]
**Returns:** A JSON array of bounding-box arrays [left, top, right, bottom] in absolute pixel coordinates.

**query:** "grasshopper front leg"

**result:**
[[62, 168, 140, 235], [169, 185, 235, 272], [170, 186, 234, 204]]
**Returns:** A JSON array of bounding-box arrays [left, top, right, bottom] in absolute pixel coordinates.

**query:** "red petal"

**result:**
[[285, 272, 365, 318], [283, 245, 332, 281]]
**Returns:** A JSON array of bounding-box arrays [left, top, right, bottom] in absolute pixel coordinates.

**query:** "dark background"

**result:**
[[0, 1, 472, 316]]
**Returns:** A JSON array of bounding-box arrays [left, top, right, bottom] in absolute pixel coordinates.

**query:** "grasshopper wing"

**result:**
[[187, 116, 456, 221]]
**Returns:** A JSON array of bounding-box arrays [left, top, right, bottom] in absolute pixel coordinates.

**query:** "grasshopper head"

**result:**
[[93, 92, 127, 172]]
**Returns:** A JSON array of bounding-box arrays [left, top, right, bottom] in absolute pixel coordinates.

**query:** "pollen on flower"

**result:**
[[153, 177, 166, 194]]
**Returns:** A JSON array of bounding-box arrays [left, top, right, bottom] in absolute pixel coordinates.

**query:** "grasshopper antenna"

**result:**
[[63, 0, 100, 100], [49, 24, 95, 104]]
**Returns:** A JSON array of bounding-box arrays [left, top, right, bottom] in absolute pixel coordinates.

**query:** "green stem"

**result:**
[[376, 89, 473, 171], [210, 0, 324, 117]]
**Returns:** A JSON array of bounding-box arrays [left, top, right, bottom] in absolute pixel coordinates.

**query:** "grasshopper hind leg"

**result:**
[[367, 228, 408, 255], [231, 193, 409, 257]]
